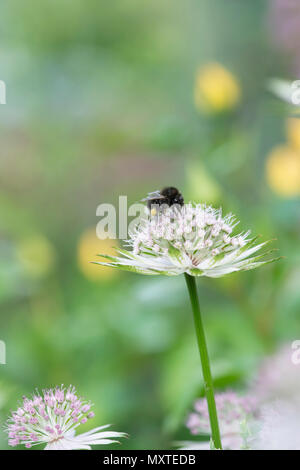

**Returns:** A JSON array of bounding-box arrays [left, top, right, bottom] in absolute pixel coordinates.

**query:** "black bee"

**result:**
[[143, 187, 184, 214]]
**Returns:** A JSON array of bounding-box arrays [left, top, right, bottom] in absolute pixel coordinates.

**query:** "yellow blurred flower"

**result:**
[[266, 145, 300, 197], [286, 118, 300, 151], [194, 62, 241, 113], [16, 234, 56, 278], [77, 227, 119, 281]]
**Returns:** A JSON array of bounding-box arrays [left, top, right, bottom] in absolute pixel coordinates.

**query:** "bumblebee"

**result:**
[[143, 187, 184, 215]]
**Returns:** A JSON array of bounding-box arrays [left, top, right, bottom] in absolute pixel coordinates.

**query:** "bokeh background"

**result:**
[[0, 0, 300, 449]]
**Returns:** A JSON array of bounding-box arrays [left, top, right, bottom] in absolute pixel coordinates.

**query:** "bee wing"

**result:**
[[141, 190, 163, 202]]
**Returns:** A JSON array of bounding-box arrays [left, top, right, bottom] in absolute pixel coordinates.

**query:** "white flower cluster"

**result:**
[[6, 385, 126, 450], [251, 401, 300, 450], [97, 203, 277, 278], [251, 345, 300, 405], [250, 345, 300, 450], [132, 204, 245, 256]]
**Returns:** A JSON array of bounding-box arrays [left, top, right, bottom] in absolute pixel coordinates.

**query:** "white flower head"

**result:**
[[252, 345, 300, 405], [96, 203, 278, 278], [185, 391, 258, 450], [251, 401, 300, 450], [5, 385, 126, 450]]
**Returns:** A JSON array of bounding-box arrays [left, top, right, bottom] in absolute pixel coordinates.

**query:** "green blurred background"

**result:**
[[0, 0, 299, 449]]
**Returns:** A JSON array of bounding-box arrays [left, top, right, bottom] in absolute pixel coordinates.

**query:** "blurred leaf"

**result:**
[[185, 161, 222, 204]]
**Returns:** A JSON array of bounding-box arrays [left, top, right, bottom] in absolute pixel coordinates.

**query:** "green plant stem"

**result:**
[[184, 273, 222, 450]]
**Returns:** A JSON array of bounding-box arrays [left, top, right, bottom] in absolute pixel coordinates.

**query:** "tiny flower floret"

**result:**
[[96, 203, 277, 278], [6, 385, 126, 450]]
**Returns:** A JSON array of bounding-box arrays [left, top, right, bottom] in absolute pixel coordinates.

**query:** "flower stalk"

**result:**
[[184, 273, 222, 450]]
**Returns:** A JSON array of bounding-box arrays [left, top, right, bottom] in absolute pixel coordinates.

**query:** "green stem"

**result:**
[[184, 273, 222, 450]]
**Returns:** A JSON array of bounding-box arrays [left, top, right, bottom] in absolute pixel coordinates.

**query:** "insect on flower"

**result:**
[[142, 187, 184, 216], [95, 190, 279, 278], [5, 385, 126, 450]]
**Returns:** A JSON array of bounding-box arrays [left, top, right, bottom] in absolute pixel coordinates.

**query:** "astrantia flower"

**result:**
[[95, 195, 279, 450], [5, 385, 126, 450], [96, 203, 277, 278], [252, 345, 300, 405], [251, 401, 300, 450], [185, 391, 258, 450]]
